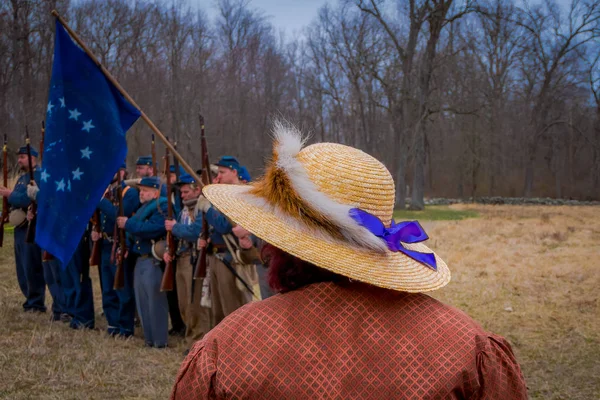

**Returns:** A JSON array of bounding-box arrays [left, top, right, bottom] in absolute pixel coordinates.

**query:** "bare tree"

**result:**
[[517, 0, 600, 197]]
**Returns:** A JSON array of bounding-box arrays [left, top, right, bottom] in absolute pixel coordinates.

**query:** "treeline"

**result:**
[[1, 0, 599, 207]]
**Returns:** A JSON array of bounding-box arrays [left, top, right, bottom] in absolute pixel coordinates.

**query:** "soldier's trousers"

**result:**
[[100, 243, 136, 336], [13, 225, 46, 312], [134, 257, 168, 347], [175, 252, 212, 346], [43, 258, 65, 319], [167, 262, 185, 333], [208, 254, 249, 327], [60, 236, 94, 329]]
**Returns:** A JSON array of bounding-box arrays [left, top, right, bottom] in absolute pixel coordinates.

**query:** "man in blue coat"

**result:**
[[117, 176, 169, 348], [93, 164, 140, 337], [0, 146, 46, 313], [164, 173, 212, 353], [60, 229, 95, 329], [26, 170, 68, 322], [135, 156, 168, 197], [197, 156, 255, 327], [29, 181, 95, 329], [134, 156, 184, 336]]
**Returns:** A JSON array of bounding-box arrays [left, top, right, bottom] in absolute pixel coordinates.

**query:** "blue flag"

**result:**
[[36, 20, 141, 266]]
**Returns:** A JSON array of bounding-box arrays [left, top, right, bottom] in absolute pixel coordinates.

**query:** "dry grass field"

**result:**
[[0, 204, 598, 399]]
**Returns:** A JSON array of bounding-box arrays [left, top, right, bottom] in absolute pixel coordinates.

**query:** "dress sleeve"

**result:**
[[170, 340, 217, 400], [470, 335, 528, 400]]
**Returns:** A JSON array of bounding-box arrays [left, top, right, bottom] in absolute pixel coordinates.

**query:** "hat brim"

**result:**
[[203, 184, 450, 293]]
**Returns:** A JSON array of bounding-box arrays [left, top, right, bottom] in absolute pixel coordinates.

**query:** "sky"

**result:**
[[189, 0, 574, 41], [189, 0, 331, 39]]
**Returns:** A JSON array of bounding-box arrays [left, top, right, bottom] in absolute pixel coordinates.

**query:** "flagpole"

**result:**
[[51, 10, 202, 184]]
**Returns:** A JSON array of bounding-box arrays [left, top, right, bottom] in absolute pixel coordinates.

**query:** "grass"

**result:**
[[0, 205, 599, 399], [0, 235, 184, 400], [394, 205, 479, 221]]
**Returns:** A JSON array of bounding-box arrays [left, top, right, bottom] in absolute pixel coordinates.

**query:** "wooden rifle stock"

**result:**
[[113, 173, 126, 289], [24, 126, 36, 244], [0, 134, 8, 247], [89, 210, 102, 267], [110, 220, 118, 265], [194, 114, 212, 280], [160, 146, 176, 291]]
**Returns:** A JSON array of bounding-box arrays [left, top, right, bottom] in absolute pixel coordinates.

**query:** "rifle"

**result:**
[[0, 134, 8, 247], [151, 133, 157, 177], [25, 126, 36, 244], [173, 140, 181, 180], [113, 171, 126, 290], [193, 114, 212, 280], [160, 146, 176, 292], [172, 140, 182, 207], [89, 209, 102, 267], [109, 182, 118, 265]]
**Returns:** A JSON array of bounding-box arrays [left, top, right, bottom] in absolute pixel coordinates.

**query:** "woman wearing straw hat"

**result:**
[[170, 121, 527, 399]]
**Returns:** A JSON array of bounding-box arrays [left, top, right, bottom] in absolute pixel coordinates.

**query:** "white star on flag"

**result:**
[[47, 101, 54, 114], [41, 169, 50, 182], [56, 179, 66, 192], [59, 97, 66, 108], [72, 168, 84, 180], [82, 120, 95, 132], [69, 108, 81, 121], [80, 147, 93, 159]]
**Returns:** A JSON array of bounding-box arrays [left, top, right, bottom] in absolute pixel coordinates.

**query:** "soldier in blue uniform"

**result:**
[[135, 156, 168, 197], [229, 166, 273, 300], [26, 176, 69, 322], [24, 155, 94, 329], [163, 173, 211, 354], [132, 156, 184, 336], [93, 164, 140, 337], [60, 229, 95, 329], [42, 256, 68, 322], [117, 176, 169, 348], [0, 146, 46, 313], [161, 162, 187, 337], [135, 155, 154, 178], [197, 156, 254, 327]]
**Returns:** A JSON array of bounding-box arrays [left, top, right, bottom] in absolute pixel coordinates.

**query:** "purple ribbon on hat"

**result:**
[[349, 208, 437, 271]]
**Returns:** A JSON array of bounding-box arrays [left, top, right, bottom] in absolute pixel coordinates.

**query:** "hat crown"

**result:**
[[297, 143, 395, 226], [139, 176, 160, 188], [216, 156, 241, 170]]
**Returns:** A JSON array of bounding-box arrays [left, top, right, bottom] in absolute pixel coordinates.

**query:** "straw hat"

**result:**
[[202, 121, 450, 292]]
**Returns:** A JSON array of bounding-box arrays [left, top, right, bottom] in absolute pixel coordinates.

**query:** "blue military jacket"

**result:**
[[172, 202, 201, 255], [124, 197, 168, 255], [97, 182, 140, 236], [8, 167, 40, 211], [204, 206, 233, 247]]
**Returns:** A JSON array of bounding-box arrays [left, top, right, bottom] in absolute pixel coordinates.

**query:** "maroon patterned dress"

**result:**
[[171, 281, 527, 399]]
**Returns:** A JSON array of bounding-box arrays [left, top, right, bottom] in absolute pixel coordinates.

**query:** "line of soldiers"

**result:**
[[0, 146, 272, 353]]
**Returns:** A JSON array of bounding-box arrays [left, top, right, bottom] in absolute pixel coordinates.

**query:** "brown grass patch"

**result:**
[[1, 205, 599, 399], [430, 205, 600, 399], [0, 235, 185, 399]]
